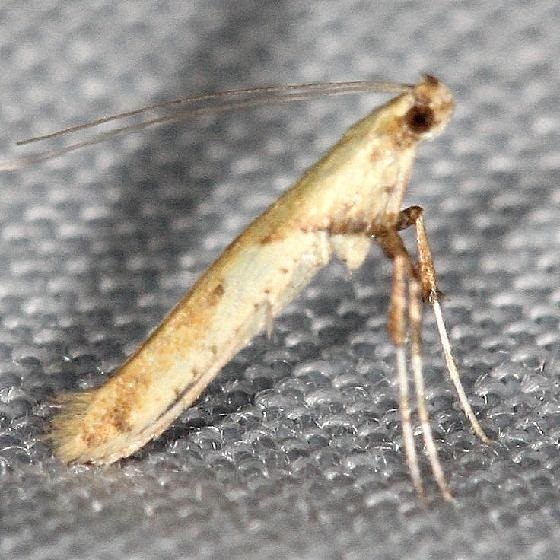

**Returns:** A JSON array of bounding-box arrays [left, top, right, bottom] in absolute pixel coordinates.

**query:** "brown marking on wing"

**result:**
[[260, 231, 285, 244], [81, 374, 150, 447], [383, 185, 394, 196], [84, 431, 104, 449], [207, 282, 225, 306], [327, 217, 370, 236]]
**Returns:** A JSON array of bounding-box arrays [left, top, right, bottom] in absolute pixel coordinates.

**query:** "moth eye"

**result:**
[[405, 105, 435, 134]]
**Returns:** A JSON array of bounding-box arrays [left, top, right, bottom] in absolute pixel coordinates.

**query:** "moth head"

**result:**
[[404, 74, 455, 140]]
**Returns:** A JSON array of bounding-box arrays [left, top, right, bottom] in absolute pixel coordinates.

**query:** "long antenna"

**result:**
[[0, 80, 412, 171]]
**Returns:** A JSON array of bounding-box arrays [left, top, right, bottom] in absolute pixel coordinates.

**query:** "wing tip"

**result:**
[[47, 391, 95, 464]]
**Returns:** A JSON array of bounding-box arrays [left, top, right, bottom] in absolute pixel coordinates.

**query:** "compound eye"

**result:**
[[405, 105, 435, 134]]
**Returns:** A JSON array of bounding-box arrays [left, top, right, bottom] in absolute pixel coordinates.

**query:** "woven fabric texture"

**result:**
[[1, 1, 560, 559]]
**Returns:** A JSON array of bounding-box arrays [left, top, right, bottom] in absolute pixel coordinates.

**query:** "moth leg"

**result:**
[[377, 230, 451, 500], [391, 253, 424, 499], [399, 206, 490, 444], [408, 275, 453, 501], [265, 299, 274, 339]]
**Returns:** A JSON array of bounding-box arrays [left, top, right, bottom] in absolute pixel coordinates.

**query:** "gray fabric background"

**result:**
[[1, 1, 560, 558]]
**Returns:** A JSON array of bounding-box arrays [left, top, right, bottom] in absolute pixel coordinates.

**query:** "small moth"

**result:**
[[6, 75, 490, 500]]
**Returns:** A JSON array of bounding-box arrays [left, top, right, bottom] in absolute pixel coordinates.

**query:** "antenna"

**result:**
[[0, 80, 412, 171]]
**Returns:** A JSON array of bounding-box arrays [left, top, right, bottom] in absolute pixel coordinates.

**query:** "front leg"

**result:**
[[375, 227, 452, 501], [326, 208, 488, 499], [328, 213, 453, 500], [399, 206, 490, 444]]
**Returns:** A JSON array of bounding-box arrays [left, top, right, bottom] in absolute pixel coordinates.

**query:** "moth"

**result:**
[[5, 75, 489, 500]]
